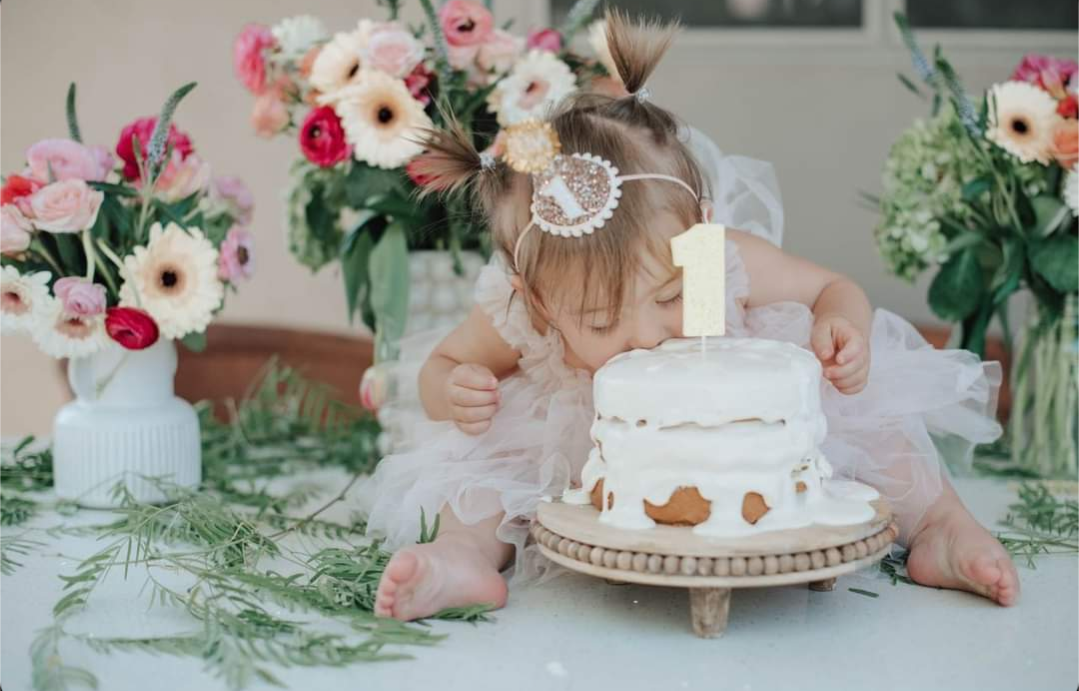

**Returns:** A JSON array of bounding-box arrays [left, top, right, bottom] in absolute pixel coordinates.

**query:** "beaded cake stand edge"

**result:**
[[532, 500, 898, 638]]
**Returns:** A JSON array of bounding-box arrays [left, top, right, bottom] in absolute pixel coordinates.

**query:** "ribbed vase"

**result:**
[[52, 338, 201, 507]]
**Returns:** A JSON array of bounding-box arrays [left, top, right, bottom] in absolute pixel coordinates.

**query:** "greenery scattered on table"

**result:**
[[996, 481, 1078, 567], [1, 360, 493, 691]]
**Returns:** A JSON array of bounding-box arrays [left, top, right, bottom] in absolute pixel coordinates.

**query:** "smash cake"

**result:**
[[563, 337, 880, 537]]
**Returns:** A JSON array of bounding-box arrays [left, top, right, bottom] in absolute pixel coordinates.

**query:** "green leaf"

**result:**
[[344, 164, 404, 209], [896, 72, 925, 99], [1029, 233, 1079, 294], [927, 247, 984, 321], [52, 234, 84, 276], [181, 330, 208, 353], [369, 222, 410, 358], [1030, 195, 1070, 238], [66, 83, 82, 143], [88, 181, 139, 197], [364, 192, 423, 223], [342, 231, 373, 325], [989, 236, 1024, 305], [961, 176, 992, 202], [943, 230, 985, 255]]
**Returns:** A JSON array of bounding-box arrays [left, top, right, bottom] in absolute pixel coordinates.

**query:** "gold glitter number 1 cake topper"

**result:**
[[671, 223, 727, 340]]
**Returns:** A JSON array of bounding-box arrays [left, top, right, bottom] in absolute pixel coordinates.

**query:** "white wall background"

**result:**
[[1, 0, 1075, 434]]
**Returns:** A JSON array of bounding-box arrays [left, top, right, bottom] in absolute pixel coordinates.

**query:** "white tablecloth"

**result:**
[[1, 472, 1076, 691]]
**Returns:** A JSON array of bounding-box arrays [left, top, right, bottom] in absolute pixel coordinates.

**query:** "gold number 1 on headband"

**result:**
[[671, 223, 726, 338]]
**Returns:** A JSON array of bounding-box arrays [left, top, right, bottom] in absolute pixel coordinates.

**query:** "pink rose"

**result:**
[[218, 226, 254, 282], [526, 28, 562, 53], [152, 151, 211, 203], [29, 180, 103, 233], [1, 205, 33, 255], [234, 23, 276, 94], [477, 30, 524, 79], [447, 43, 480, 70], [26, 139, 103, 182], [362, 23, 425, 78], [211, 176, 254, 225], [116, 116, 194, 182], [53, 277, 107, 317], [251, 91, 290, 139], [88, 146, 115, 179], [404, 63, 435, 105], [438, 0, 493, 47]]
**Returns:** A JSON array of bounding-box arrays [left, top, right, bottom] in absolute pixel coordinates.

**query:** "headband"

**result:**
[[500, 120, 699, 271]]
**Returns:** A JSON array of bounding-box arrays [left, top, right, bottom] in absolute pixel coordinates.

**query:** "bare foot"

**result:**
[[906, 503, 1020, 606], [374, 538, 508, 621]]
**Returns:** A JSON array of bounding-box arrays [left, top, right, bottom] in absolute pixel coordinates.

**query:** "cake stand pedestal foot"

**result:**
[[689, 587, 730, 638], [808, 577, 837, 592]]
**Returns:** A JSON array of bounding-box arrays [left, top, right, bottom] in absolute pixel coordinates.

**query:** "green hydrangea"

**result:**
[[875, 108, 989, 281], [286, 160, 348, 271]]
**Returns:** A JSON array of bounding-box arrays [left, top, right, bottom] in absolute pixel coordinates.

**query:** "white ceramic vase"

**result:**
[[52, 338, 201, 508]]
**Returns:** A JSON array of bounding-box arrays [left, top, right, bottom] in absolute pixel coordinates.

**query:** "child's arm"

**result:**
[[730, 230, 873, 394], [419, 305, 522, 434]]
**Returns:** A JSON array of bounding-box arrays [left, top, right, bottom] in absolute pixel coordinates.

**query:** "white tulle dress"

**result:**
[[356, 132, 1002, 585], [356, 239, 1002, 585]]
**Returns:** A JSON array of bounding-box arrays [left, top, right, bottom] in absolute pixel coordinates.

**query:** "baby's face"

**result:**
[[549, 214, 689, 373]]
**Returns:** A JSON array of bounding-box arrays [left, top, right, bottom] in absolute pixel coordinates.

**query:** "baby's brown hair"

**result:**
[[413, 10, 707, 327]]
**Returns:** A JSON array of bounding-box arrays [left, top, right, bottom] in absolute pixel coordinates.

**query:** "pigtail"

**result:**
[[601, 10, 682, 140], [605, 9, 679, 96], [410, 117, 487, 198]]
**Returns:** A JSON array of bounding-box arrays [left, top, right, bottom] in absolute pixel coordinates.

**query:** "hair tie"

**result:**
[[634, 87, 652, 103], [479, 151, 497, 170]]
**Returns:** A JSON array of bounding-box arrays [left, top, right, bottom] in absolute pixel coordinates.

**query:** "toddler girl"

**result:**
[[359, 12, 1018, 621]]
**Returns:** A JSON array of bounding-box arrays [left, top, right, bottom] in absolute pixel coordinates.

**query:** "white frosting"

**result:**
[[563, 337, 879, 536]]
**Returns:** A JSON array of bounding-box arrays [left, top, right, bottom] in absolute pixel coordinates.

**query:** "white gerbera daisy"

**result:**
[[309, 26, 370, 98], [334, 70, 433, 169], [1, 265, 52, 334], [272, 15, 328, 59], [31, 298, 107, 359], [119, 222, 223, 340], [487, 50, 577, 127], [986, 81, 1061, 165], [1064, 167, 1079, 216]]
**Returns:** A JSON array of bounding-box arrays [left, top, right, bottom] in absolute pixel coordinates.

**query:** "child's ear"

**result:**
[[509, 275, 524, 293]]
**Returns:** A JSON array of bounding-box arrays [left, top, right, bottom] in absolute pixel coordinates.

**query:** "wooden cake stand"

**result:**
[[533, 499, 897, 638]]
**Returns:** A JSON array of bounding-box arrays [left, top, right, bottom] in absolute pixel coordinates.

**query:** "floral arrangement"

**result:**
[[233, 0, 611, 354], [877, 14, 1078, 477], [1, 84, 254, 358]]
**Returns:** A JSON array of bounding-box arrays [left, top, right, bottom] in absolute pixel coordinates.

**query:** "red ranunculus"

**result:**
[[0, 174, 42, 206], [1058, 93, 1078, 119], [298, 106, 350, 168], [115, 116, 194, 181], [105, 307, 160, 350], [404, 63, 435, 105]]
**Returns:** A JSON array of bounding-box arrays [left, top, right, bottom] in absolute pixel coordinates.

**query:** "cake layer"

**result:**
[[594, 338, 825, 430], [592, 417, 822, 473]]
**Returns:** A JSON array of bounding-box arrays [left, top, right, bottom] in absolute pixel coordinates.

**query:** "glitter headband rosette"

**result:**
[[503, 119, 699, 269]]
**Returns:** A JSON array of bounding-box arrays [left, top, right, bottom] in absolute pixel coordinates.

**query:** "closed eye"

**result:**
[[657, 292, 683, 307], [589, 323, 617, 335]]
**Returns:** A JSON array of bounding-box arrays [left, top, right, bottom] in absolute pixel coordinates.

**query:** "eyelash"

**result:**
[[589, 294, 682, 335]]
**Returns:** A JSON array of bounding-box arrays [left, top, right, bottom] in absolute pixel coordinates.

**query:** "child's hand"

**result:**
[[445, 364, 500, 435], [811, 314, 870, 395]]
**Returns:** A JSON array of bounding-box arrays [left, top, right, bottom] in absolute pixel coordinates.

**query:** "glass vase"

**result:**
[[1008, 293, 1079, 478]]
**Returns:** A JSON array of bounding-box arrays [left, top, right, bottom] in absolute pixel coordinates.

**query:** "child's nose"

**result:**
[[628, 320, 670, 351]]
